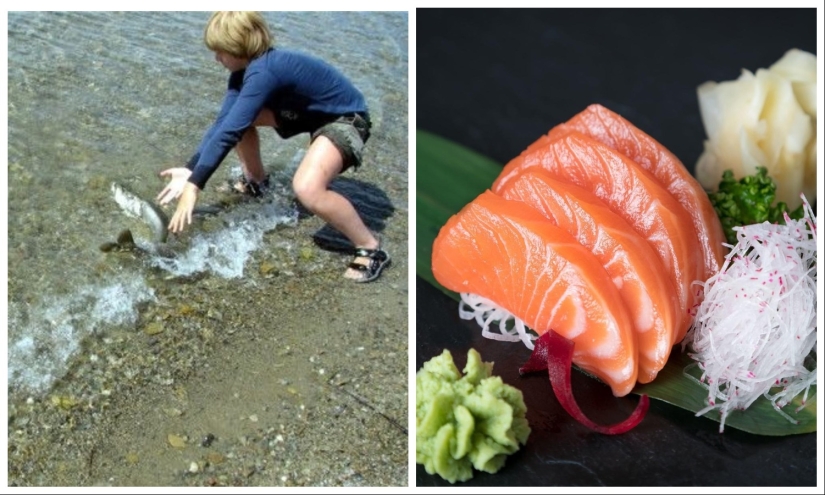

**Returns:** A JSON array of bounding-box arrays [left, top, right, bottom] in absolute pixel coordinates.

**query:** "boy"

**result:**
[[156, 11, 390, 283]]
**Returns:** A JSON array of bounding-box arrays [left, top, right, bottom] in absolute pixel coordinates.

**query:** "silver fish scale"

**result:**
[[110, 182, 169, 243]]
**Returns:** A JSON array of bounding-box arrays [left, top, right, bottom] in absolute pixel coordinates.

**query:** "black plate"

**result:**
[[416, 7, 818, 487]]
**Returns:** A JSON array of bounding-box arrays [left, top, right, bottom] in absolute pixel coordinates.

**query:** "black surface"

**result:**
[[416, 8, 818, 487]]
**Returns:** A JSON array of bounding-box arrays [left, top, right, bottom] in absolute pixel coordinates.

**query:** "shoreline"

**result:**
[[7, 195, 409, 487]]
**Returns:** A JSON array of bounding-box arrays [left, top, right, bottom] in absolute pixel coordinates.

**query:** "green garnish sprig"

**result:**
[[708, 167, 805, 245]]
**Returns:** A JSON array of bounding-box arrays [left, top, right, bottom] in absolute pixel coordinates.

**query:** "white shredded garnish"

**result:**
[[458, 293, 537, 350], [684, 194, 817, 432]]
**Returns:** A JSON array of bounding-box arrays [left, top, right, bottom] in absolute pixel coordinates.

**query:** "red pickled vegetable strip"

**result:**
[[519, 330, 649, 434]]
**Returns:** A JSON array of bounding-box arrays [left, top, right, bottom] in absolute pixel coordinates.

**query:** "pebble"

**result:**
[[201, 434, 216, 448]]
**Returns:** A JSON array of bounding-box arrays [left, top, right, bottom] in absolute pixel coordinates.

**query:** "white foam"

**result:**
[[7, 275, 156, 394], [8, 200, 298, 395], [149, 200, 297, 278]]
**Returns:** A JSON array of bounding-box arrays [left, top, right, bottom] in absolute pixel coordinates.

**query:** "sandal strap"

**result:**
[[347, 261, 371, 272], [353, 247, 387, 260], [349, 247, 390, 283]]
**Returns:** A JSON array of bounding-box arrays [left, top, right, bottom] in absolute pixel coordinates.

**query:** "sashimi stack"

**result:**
[[431, 104, 727, 397]]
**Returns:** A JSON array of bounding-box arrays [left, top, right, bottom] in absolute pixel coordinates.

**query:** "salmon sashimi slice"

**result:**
[[492, 129, 702, 342], [547, 104, 726, 280], [432, 189, 638, 397], [499, 169, 681, 382]]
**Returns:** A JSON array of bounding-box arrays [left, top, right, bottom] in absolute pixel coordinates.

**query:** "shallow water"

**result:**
[[7, 11, 408, 396]]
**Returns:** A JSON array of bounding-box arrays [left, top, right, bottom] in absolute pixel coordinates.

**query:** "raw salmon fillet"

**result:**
[[492, 129, 702, 342], [499, 169, 681, 383], [432, 189, 638, 397], [548, 104, 726, 279]]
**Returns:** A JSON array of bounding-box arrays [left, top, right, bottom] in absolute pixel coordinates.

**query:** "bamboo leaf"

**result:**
[[416, 129, 816, 436]]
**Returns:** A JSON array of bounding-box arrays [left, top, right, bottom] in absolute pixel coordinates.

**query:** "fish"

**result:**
[[432, 189, 639, 397], [98, 227, 178, 259], [110, 182, 169, 244], [99, 228, 139, 253], [109, 181, 230, 247], [498, 169, 681, 383], [492, 129, 703, 341], [546, 104, 727, 280]]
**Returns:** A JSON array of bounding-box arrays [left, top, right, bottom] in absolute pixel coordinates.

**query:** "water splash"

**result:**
[[149, 199, 298, 278], [7, 275, 156, 393]]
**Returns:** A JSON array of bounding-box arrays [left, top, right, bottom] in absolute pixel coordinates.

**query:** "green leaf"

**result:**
[[416, 130, 503, 296], [416, 129, 817, 436]]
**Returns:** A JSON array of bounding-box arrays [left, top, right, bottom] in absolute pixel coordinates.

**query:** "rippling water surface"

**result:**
[[7, 11, 408, 394]]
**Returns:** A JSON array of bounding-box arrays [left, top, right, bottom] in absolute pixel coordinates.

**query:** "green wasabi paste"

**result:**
[[416, 348, 531, 483]]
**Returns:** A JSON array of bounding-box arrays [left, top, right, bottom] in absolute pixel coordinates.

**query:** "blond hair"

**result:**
[[204, 11, 273, 59]]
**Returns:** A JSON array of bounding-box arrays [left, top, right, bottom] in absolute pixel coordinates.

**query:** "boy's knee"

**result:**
[[292, 178, 319, 207]]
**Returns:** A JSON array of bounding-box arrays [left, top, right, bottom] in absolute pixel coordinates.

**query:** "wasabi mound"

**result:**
[[416, 348, 530, 483]]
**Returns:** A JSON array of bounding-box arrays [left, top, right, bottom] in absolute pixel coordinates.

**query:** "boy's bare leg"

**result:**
[[235, 128, 268, 184], [292, 135, 380, 279], [234, 108, 277, 185]]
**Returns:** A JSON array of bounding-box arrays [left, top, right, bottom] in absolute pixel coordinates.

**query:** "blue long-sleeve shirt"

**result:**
[[186, 47, 368, 189]]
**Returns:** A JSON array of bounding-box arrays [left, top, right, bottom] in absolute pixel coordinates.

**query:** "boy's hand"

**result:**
[[157, 167, 194, 205], [168, 182, 200, 233]]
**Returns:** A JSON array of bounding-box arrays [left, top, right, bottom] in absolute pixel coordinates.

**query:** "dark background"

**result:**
[[416, 8, 818, 487]]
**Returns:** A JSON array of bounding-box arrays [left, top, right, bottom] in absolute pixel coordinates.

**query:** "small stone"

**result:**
[[201, 433, 216, 447], [249, 414, 259, 422], [51, 395, 78, 410], [299, 247, 314, 260], [163, 407, 184, 417], [167, 434, 187, 449], [177, 304, 196, 316], [259, 261, 278, 275], [143, 322, 164, 336], [199, 327, 214, 341], [188, 461, 199, 473]]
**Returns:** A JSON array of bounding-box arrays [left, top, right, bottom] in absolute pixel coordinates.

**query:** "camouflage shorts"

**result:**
[[310, 113, 372, 172]]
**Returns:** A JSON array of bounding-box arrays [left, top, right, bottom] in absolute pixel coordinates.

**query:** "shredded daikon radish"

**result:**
[[684, 194, 817, 432], [458, 293, 537, 350]]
